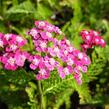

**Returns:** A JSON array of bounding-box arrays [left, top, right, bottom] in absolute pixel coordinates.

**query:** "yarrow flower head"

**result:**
[[80, 30, 106, 52], [0, 33, 27, 52], [28, 21, 91, 84], [0, 33, 28, 70]]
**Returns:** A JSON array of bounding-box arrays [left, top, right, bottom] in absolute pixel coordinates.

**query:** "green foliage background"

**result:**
[[0, 0, 109, 109]]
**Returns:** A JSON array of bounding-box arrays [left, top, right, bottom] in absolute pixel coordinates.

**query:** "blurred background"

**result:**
[[0, 0, 109, 109]]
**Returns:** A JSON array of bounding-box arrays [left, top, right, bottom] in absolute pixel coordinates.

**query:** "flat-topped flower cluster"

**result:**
[[0, 33, 28, 70], [80, 30, 106, 52], [0, 21, 106, 84]]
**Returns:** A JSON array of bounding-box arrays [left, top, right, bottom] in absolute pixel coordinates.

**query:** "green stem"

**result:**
[[38, 81, 45, 109]]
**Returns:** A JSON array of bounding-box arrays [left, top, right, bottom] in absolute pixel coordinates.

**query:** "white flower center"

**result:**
[[68, 47, 73, 52], [86, 35, 90, 40], [64, 50, 68, 55], [78, 53, 83, 59], [54, 47, 59, 53], [32, 58, 39, 65], [94, 31, 98, 36], [84, 31, 89, 34], [84, 44, 88, 48], [39, 69, 46, 75], [4, 34, 11, 40], [63, 68, 69, 75], [49, 58, 55, 65], [40, 42, 47, 48], [16, 36, 23, 42], [46, 32, 52, 38], [101, 39, 105, 43], [66, 40, 70, 45], [30, 29, 38, 36], [10, 45, 17, 50], [39, 21, 45, 27], [84, 57, 88, 61], [20, 55, 26, 61], [8, 57, 15, 65], [95, 38, 99, 42], [67, 58, 74, 65]]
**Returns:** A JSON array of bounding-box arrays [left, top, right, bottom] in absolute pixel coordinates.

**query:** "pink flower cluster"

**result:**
[[28, 21, 62, 52], [28, 21, 91, 84], [0, 33, 29, 70], [80, 30, 106, 52], [1, 21, 103, 84]]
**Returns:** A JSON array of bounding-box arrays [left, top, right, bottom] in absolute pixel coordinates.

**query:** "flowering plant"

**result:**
[[0, 21, 106, 108], [0, 21, 106, 84]]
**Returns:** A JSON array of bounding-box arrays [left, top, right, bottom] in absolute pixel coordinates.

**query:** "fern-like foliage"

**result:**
[[41, 70, 92, 108]]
